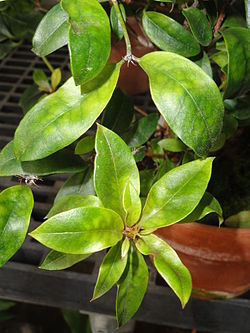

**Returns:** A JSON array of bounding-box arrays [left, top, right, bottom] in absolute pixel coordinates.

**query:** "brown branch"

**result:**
[[214, 1, 229, 35]]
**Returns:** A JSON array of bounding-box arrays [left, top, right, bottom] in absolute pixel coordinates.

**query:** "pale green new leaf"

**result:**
[[123, 182, 141, 226], [225, 211, 250, 228], [94, 125, 140, 219], [40, 250, 90, 270], [116, 245, 148, 327], [139, 52, 224, 156], [30, 207, 123, 254], [0, 185, 33, 267], [140, 234, 192, 308], [75, 136, 95, 155], [32, 4, 68, 56], [14, 62, 121, 161], [140, 158, 214, 230], [46, 194, 103, 218], [92, 241, 127, 300], [142, 11, 200, 57], [121, 238, 130, 260], [62, 0, 111, 86]]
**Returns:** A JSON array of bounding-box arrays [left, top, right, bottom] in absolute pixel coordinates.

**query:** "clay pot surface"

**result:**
[[109, 17, 155, 95], [155, 222, 250, 298]]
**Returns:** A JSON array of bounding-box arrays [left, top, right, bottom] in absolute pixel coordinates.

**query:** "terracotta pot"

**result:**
[[109, 17, 155, 95], [155, 222, 250, 298]]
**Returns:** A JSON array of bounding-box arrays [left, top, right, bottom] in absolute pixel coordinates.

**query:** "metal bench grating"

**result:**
[[0, 43, 249, 333]]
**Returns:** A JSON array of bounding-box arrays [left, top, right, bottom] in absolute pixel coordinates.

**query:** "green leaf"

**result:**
[[30, 207, 123, 254], [110, 3, 126, 41], [182, 7, 212, 46], [140, 169, 155, 197], [75, 136, 95, 155], [33, 69, 51, 92], [14, 62, 121, 161], [123, 182, 141, 226], [0, 300, 15, 312], [51, 68, 62, 90], [142, 11, 200, 57], [62, 0, 111, 86], [158, 138, 186, 152], [0, 141, 85, 177], [40, 250, 90, 270], [123, 113, 158, 148], [181, 192, 223, 224], [121, 238, 130, 260], [62, 309, 92, 333], [139, 52, 224, 156], [55, 166, 94, 202], [19, 85, 43, 114], [0, 185, 33, 267], [46, 194, 103, 219], [140, 158, 214, 230], [140, 234, 191, 308], [245, 0, 250, 29], [223, 114, 238, 139], [210, 50, 228, 69], [94, 125, 140, 219], [116, 245, 148, 327], [101, 88, 134, 135], [195, 52, 212, 77], [32, 3, 68, 57], [93, 241, 127, 300], [225, 210, 250, 228], [223, 28, 250, 98]]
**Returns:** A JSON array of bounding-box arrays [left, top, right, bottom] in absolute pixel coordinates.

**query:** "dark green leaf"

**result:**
[[75, 136, 95, 155], [123, 113, 158, 148], [93, 241, 127, 300], [62, 309, 92, 333], [46, 194, 103, 219], [0, 300, 15, 312], [116, 245, 148, 327], [139, 52, 224, 156], [139, 234, 191, 308], [40, 250, 90, 270], [195, 52, 212, 77], [19, 85, 43, 114], [223, 28, 250, 98], [142, 11, 200, 57], [102, 88, 134, 135], [139, 169, 155, 197], [32, 4, 68, 57], [0, 185, 33, 267], [140, 158, 214, 230], [30, 207, 123, 254], [95, 125, 140, 219], [223, 114, 238, 139], [55, 166, 94, 202], [110, 3, 126, 41], [181, 192, 223, 224], [0, 141, 86, 177], [14, 62, 121, 161], [183, 7, 212, 46], [62, 0, 111, 86]]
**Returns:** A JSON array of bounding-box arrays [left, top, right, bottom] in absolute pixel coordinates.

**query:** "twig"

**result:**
[[134, 105, 147, 117], [214, 1, 228, 35]]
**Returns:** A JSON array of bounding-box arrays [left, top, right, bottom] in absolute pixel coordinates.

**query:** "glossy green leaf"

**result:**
[[46, 194, 103, 219], [140, 234, 191, 308], [181, 192, 223, 223], [55, 166, 94, 202], [33, 69, 51, 92], [142, 11, 200, 57], [102, 88, 134, 135], [0, 141, 85, 177], [158, 138, 186, 152], [116, 245, 148, 327], [51, 68, 62, 90], [225, 210, 250, 228], [140, 169, 155, 197], [19, 85, 43, 114], [93, 241, 127, 300], [139, 52, 224, 156], [75, 136, 95, 155], [195, 52, 212, 77], [30, 207, 123, 254], [32, 4, 68, 57], [62, 0, 111, 86], [210, 51, 228, 69], [110, 3, 126, 41], [123, 182, 141, 226], [14, 62, 121, 161], [223, 28, 250, 98], [0, 185, 33, 267], [183, 7, 212, 46], [140, 158, 214, 230], [121, 238, 130, 260], [94, 125, 140, 219], [245, 0, 250, 29], [40, 250, 90, 270], [123, 113, 158, 148]]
